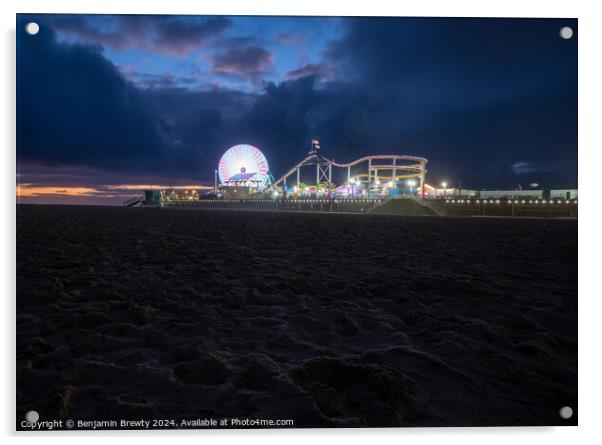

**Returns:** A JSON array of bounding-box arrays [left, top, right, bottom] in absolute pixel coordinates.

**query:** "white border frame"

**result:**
[[3, 1, 600, 443]]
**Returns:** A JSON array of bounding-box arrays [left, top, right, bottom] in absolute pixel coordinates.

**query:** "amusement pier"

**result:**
[[124, 141, 577, 218]]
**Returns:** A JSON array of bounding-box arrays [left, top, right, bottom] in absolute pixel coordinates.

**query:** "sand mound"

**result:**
[[292, 357, 419, 426]]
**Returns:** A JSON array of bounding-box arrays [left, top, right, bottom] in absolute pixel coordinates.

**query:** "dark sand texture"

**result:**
[[16, 205, 577, 427]]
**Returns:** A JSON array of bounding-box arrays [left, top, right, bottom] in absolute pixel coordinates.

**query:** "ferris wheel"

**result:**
[[218, 144, 270, 184]]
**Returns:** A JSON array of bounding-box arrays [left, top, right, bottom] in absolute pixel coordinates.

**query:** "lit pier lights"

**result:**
[[348, 178, 358, 198]]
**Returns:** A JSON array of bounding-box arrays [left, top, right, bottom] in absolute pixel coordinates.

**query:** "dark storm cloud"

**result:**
[[142, 78, 327, 178], [47, 14, 230, 56], [17, 16, 250, 180], [17, 17, 166, 172], [211, 46, 274, 84], [321, 17, 578, 187], [17, 15, 276, 181], [328, 18, 574, 91]]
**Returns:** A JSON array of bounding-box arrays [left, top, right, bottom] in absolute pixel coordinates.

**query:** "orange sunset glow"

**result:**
[[17, 183, 213, 200]]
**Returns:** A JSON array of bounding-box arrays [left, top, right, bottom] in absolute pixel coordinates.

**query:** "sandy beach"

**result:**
[[16, 205, 577, 428]]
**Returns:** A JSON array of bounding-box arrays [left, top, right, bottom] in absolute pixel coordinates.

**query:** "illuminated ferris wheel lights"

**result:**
[[218, 144, 269, 184]]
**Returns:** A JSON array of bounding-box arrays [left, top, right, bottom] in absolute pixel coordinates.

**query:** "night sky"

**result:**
[[16, 14, 577, 204]]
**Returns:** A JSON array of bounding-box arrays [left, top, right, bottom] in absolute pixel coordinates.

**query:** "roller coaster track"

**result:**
[[267, 153, 428, 193], [326, 154, 427, 169]]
